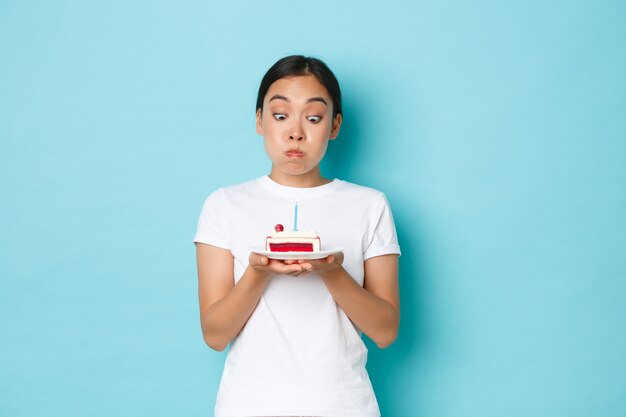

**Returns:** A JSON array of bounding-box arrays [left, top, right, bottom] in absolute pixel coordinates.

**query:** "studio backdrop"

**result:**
[[1, 1, 625, 416]]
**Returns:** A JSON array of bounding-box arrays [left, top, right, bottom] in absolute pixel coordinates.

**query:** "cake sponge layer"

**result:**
[[266, 230, 321, 252]]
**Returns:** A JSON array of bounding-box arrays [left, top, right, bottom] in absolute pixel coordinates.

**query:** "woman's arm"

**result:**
[[196, 243, 311, 351], [306, 254, 400, 348]]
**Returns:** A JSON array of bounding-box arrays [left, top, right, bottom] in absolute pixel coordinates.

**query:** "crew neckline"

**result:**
[[257, 175, 343, 199]]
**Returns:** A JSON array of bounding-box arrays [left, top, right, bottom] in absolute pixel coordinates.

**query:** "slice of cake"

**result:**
[[266, 224, 321, 252]]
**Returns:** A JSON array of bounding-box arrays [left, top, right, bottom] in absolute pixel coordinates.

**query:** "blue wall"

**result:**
[[1, 1, 625, 416]]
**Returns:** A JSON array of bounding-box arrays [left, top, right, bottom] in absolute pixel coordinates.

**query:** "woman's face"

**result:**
[[256, 74, 342, 186]]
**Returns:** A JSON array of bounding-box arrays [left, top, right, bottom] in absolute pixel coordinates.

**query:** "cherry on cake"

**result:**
[[266, 224, 321, 252]]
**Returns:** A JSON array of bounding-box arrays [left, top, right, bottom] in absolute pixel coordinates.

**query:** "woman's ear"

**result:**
[[256, 109, 263, 135], [329, 113, 342, 140]]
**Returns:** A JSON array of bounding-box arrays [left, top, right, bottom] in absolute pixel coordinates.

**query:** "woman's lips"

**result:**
[[285, 149, 304, 158]]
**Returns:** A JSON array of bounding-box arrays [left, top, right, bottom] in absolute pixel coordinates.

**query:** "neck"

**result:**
[[268, 166, 331, 188]]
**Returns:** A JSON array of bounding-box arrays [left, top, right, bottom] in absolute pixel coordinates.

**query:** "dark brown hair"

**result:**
[[256, 55, 342, 117]]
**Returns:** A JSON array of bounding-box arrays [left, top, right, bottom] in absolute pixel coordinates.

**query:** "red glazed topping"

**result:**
[[274, 224, 284, 232]]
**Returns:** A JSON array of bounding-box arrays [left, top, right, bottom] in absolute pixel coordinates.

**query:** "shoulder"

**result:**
[[203, 177, 264, 200], [334, 179, 388, 202], [197, 177, 265, 215]]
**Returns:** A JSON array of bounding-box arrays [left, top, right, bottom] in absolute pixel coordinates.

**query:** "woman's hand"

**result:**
[[248, 252, 344, 277], [285, 251, 344, 277], [249, 252, 312, 277]]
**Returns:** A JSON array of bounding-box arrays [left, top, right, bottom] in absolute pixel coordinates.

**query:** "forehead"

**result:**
[[265, 75, 331, 103]]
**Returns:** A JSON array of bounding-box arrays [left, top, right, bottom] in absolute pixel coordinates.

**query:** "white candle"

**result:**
[[293, 200, 299, 231]]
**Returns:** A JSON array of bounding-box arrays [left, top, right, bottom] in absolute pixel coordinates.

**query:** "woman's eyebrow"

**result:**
[[268, 95, 328, 106], [306, 97, 328, 106], [269, 94, 289, 103]]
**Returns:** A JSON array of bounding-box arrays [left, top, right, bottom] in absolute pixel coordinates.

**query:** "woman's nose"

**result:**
[[289, 122, 304, 141]]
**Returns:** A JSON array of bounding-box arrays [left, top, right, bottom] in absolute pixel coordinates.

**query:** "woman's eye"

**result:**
[[307, 116, 322, 123], [272, 113, 287, 121]]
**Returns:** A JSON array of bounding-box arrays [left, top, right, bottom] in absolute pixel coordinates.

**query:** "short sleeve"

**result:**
[[193, 188, 231, 250], [363, 194, 401, 260]]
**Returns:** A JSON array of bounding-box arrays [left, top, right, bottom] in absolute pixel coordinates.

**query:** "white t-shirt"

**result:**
[[194, 176, 401, 417]]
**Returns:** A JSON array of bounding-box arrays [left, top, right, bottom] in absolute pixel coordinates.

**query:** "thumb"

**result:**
[[250, 253, 268, 266]]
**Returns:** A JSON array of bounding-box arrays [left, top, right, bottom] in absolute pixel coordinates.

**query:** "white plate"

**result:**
[[249, 246, 343, 260]]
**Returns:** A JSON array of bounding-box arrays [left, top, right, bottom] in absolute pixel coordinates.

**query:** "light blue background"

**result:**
[[1, 1, 625, 416]]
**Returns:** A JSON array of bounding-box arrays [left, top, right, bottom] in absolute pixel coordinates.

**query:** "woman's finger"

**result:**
[[249, 253, 269, 267]]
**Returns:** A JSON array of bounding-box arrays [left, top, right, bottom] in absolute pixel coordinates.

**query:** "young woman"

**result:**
[[194, 55, 400, 417]]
